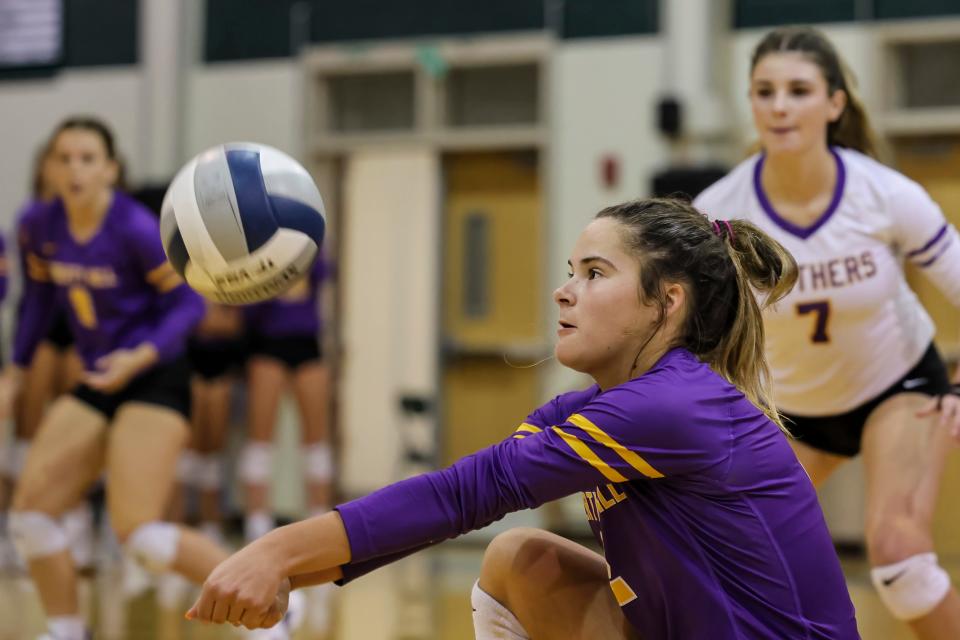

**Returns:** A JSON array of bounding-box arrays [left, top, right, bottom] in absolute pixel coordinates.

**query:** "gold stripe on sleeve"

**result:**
[[516, 423, 542, 434], [26, 254, 49, 281], [568, 413, 664, 479], [551, 426, 628, 483], [146, 262, 176, 284], [154, 272, 184, 293]]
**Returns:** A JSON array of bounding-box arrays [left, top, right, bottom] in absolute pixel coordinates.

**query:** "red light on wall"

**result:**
[[600, 154, 620, 189]]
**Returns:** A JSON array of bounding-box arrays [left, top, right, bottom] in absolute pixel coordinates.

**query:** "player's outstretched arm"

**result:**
[[186, 511, 351, 628]]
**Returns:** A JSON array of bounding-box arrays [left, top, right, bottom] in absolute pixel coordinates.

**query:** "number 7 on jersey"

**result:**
[[796, 300, 831, 343]]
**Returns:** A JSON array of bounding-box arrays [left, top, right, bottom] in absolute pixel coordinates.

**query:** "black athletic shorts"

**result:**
[[45, 312, 74, 350], [72, 356, 192, 420], [188, 338, 248, 381], [249, 334, 322, 370], [782, 343, 951, 457]]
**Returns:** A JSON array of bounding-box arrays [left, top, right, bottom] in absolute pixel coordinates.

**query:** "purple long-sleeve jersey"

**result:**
[[243, 253, 329, 337], [336, 348, 859, 639], [13, 193, 205, 370]]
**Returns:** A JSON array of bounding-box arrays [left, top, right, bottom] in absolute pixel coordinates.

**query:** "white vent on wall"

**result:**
[[896, 41, 960, 109], [878, 20, 960, 135]]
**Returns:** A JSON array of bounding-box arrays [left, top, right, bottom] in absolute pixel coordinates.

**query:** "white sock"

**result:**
[[245, 510, 275, 542], [471, 581, 529, 640], [48, 615, 87, 640]]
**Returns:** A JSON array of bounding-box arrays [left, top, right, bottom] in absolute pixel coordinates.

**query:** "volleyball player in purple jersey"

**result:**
[[695, 27, 960, 639], [188, 198, 860, 639], [240, 254, 333, 543], [0, 117, 291, 640]]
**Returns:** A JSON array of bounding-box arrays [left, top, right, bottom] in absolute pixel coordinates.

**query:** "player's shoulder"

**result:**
[[525, 385, 602, 429], [16, 199, 61, 246], [17, 198, 57, 227], [692, 153, 760, 218], [838, 147, 927, 204], [579, 349, 721, 428], [112, 192, 162, 239]]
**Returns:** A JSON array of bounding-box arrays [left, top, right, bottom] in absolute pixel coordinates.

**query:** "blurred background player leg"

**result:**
[[241, 352, 284, 543], [4, 320, 86, 574], [186, 317, 243, 547], [9, 397, 108, 640], [294, 354, 335, 636], [862, 395, 960, 638]]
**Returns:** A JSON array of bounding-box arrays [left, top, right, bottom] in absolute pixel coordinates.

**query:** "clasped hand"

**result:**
[[186, 544, 290, 629]]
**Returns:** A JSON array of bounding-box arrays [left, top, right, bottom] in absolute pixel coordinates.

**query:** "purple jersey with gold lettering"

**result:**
[[243, 254, 328, 337], [336, 348, 859, 639], [14, 193, 204, 370]]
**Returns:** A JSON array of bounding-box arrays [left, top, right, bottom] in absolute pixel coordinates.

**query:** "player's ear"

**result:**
[[827, 88, 847, 123], [106, 158, 120, 187], [663, 282, 686, 319]]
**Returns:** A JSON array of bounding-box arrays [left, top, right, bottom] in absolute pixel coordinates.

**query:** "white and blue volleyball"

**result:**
[[160, 142, 325, 304]]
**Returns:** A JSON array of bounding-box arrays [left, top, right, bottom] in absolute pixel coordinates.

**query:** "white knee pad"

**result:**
[[471, 580, 529, 640], [871, 553, 952, 621], [175, 449, 200, 484], [239, 442, 273, 484], [125, 521, 181, 573], [8, 511, 69, 560], [195, 454, 223, 491], [303, 442, 334, 483]]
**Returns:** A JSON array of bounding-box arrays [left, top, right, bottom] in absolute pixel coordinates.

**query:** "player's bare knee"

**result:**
[[481, 529, 539, 594], [10, 476, 45, 511], [482, 528, 555, 598], [866, 517, 931, 566]]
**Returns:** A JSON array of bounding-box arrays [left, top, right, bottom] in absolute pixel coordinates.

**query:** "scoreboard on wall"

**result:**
[[0, 0, 63, 70]]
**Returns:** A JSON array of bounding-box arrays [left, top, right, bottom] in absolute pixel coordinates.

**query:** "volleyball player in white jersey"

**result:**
[[694, 26, 960, 639]]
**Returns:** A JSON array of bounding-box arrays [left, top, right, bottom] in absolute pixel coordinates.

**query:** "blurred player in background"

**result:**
[[185, 302, 246, 546], [240, 254, 334, 541], [695, 26, 960, 639], [4, 117, 299, 640]]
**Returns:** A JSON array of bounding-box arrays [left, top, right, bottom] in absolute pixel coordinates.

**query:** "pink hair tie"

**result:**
[[722, 220, 734, 240], [712, 220, 722, 236]]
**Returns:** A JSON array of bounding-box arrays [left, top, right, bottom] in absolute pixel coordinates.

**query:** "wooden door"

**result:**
[[441, 151, 545, 465]]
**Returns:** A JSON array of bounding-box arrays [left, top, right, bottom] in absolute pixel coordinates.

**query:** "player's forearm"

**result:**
[[289, 567, 343, 590], [148, 286, 205, 358], [259, 511, 352, 578]]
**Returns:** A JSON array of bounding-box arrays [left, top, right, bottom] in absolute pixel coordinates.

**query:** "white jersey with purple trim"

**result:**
[[694, 147, 960, 416]]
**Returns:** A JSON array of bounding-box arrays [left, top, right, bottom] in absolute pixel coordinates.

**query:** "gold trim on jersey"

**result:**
[[26, 253, 49, 281], [610, 577, 638, 606], [512, 423, 543, 439], [552, 426, 629, 483], [567, 413, 663, 479], [147, 262, 184, 293]]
